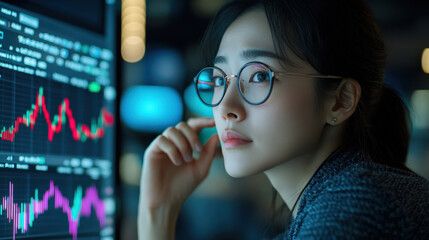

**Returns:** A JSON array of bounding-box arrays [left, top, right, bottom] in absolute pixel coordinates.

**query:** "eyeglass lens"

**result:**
[[196, 63, 272, 106]]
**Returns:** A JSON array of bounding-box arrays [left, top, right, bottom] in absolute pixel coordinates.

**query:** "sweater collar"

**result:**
[[286, 146, 366, 238]]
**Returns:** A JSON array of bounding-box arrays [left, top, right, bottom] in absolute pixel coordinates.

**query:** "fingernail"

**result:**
[[195, 143, 202, 152], [185, 154, 192, 163]]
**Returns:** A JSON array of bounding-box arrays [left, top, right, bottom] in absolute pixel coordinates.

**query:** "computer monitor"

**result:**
[[0, 0, 117, 239]]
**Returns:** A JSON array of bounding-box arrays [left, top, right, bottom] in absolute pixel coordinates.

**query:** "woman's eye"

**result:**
[[250, 71, 270, 83], [213, 76, 224, 87]]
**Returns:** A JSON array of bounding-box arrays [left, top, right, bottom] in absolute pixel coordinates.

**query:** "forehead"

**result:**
[[217, 7, 275, 57]]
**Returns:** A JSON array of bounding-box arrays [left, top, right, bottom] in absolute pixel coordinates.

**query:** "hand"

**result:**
[[139, 117, 219, 214]]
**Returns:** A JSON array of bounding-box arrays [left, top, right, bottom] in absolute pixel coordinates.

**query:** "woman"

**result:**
[[138, 0, 429, 239]]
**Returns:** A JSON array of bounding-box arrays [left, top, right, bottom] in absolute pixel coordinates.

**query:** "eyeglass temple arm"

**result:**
[[276, 72, 343, 79]]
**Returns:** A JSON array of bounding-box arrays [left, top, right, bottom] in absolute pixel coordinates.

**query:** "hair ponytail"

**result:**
[[350, 84, 411, 170]]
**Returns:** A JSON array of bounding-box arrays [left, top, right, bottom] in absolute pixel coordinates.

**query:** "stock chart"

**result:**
[[0, 1, 117, 239]]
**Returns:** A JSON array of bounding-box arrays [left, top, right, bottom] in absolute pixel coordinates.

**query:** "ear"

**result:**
[[326, 78, 361, 125]]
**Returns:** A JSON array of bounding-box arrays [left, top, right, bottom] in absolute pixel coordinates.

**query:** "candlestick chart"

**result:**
[[1, 87, 114, 143], [0, 168, 114, 240], [1, 180, 106, 240], [0, 74, 116, 158]]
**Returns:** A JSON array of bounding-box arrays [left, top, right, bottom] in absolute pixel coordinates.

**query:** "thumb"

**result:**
[[195, 134, 219, 180]]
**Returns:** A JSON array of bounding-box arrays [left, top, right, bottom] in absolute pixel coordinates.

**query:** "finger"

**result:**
[[187, 117, 215, 133], [176, 122, 203, 152], [195, 134, 219, 180], [154, 135, 184, 166], [163, 127, 193, 163]]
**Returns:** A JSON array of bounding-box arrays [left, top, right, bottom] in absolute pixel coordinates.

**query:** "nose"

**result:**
[[216, 76, 246, 122]]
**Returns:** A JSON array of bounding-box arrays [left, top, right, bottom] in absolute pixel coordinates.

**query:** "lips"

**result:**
[[222, 130, 252, 149]]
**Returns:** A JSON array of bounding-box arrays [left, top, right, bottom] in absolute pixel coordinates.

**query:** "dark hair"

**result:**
[[200, 0, 411, 170]]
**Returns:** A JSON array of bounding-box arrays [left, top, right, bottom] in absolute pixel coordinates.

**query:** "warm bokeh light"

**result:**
[[119, 153, 142, 186], [121, 36, 145, 62], [121, 0, 146, 63], [422, 48, 429, 74], [121, 0, 143, 9], [121, 13, 145, 28]]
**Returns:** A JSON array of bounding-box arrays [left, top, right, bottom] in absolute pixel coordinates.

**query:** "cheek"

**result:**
[[253, 82, 323, 156], [267, 82, 316, 128]]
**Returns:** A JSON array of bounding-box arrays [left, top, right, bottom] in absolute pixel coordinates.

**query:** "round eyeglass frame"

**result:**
[[194, 61, 343, 107]]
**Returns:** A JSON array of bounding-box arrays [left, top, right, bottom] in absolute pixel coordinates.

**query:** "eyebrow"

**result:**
[[213, 49, 282, 65]]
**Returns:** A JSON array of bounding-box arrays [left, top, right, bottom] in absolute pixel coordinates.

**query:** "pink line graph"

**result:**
[[1, 181, 106, 240]]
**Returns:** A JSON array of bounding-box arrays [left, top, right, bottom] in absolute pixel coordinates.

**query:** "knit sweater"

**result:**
[[273, 148, 429, 239]]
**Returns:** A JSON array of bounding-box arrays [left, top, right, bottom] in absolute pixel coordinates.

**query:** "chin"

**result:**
[[222, 147, 291, 178], [223, 155, 264, 178], [225, 167, 245, 178]]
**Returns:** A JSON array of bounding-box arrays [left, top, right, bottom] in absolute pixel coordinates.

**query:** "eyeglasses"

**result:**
[[194, 61, 343, 107]]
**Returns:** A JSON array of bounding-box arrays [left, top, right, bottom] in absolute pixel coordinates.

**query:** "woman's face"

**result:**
[[213, 7, 328, 177]]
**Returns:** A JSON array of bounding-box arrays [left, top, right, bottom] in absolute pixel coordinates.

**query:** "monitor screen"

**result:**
[[0, 0, 117, 239]]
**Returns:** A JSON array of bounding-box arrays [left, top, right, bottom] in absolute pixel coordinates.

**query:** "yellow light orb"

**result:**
[[422, 48, 429, 74], [121, 36, 145, 62]]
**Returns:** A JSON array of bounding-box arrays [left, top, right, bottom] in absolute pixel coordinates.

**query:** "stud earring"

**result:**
[[331, 118, 337, 124]]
